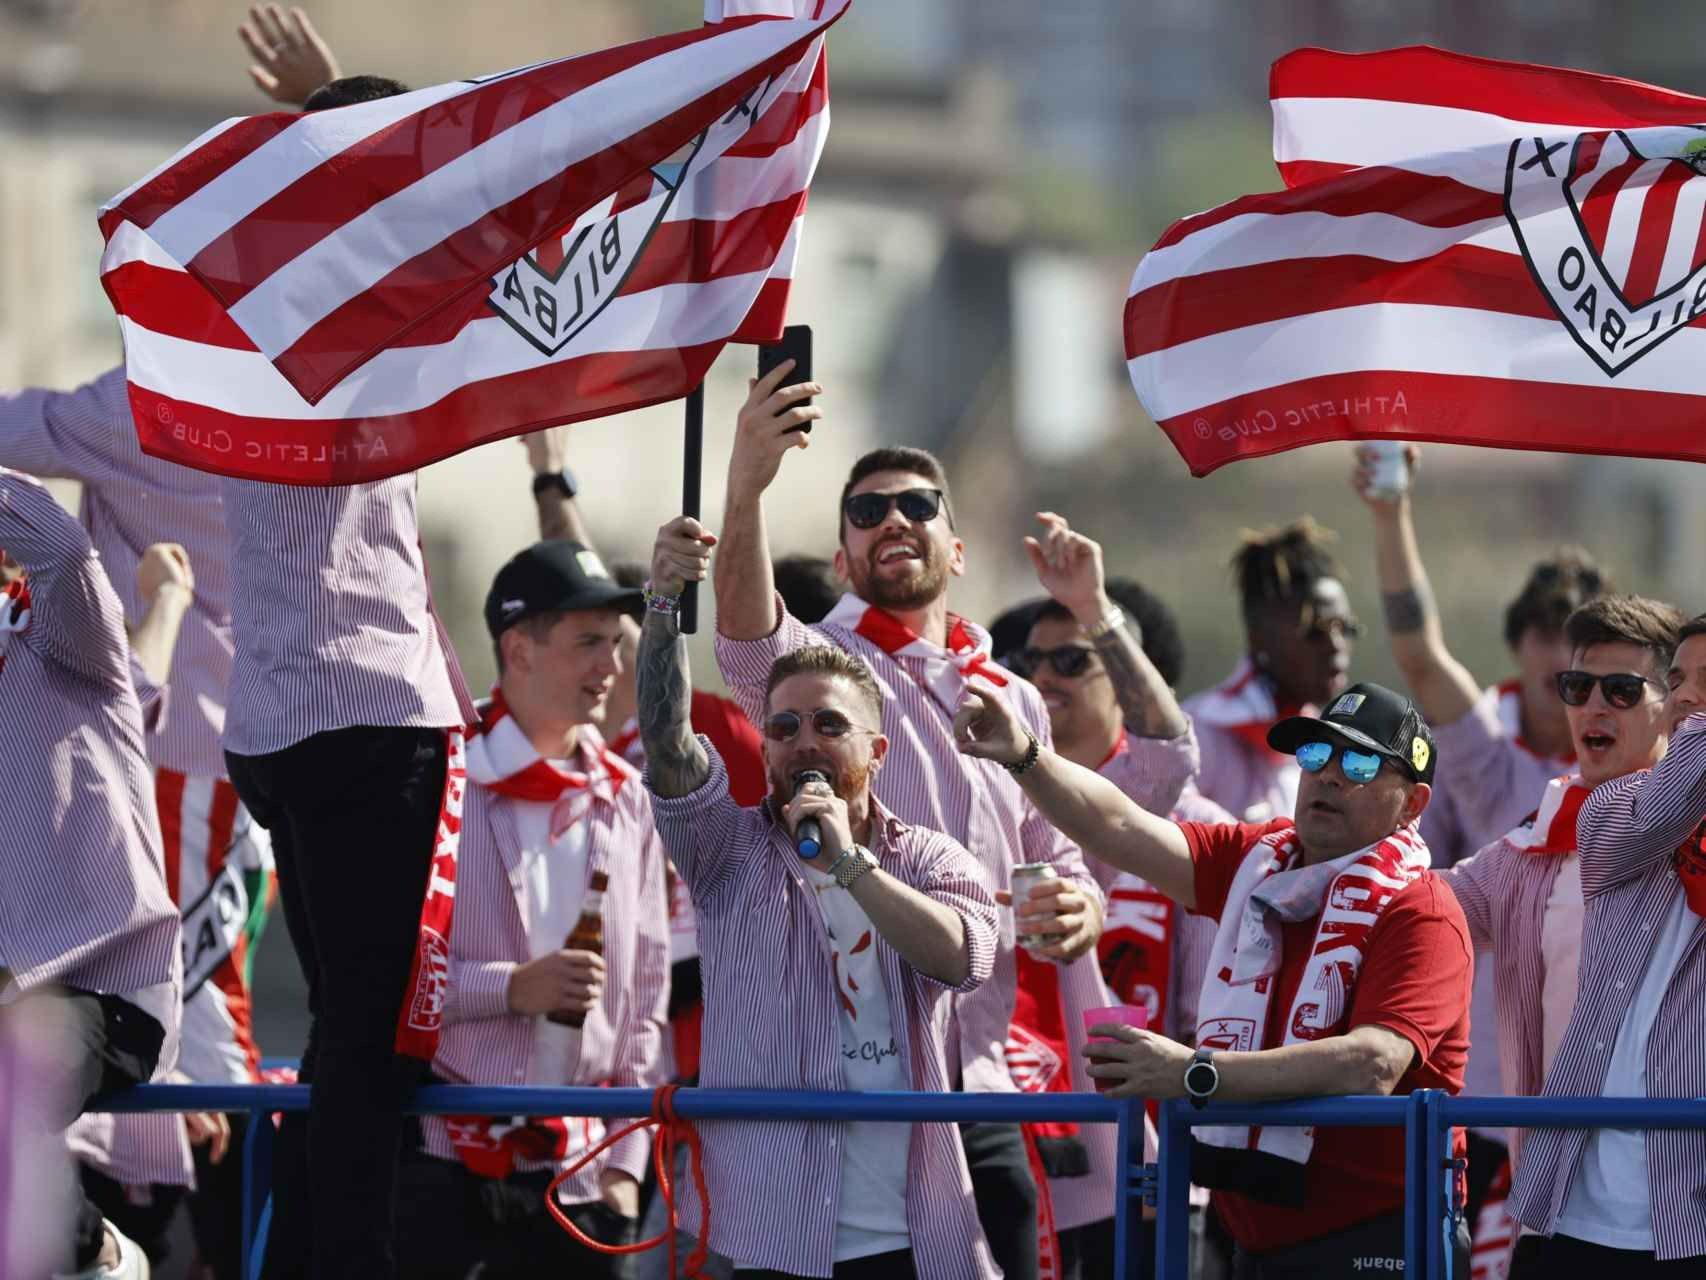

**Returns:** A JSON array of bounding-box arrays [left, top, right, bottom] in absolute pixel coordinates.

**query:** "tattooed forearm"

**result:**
[[1381, 582, 1435, 635], [1093, 617, 1190, 739], [636, 609, 710, 797]]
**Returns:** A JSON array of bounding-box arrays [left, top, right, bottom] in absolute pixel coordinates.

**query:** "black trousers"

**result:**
[[1231, 1210, 1470, 1280], [0, 987, 164, 1271], [960, 1120, 1039, 1280], [226, 725, 449, 1280], [393, 1149, 638, 1279], [736, 1250, 918, 1279], [1509, 1232, 1705, 1279]]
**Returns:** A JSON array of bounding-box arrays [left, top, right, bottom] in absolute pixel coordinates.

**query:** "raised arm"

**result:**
[[129, 543, 195, 687], [1025, 511, 1188, 739], [713, 362, 822, 640], [955, 687, 1197, 908], [637, 517, 716, 797], [1579, 712, 1706, 896], [520, 426, 596, 545], [1352, 445, 1480, 727], [238, 4, 340, 106]]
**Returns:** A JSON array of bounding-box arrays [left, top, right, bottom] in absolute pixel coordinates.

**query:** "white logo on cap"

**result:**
[[576, 550, 610, 581], [1329, 692, 1366, 717], [501, 597, 527, 617]]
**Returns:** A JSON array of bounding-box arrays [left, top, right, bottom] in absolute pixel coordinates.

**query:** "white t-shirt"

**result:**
[[1555, 886, 1698, 1251], [514, 785, 590, 1083], [1540, 856, 1586, 1076], [803, 864, 912, 1263]]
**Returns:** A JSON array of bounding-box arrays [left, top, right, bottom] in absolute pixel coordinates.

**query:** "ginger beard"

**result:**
[[767, 753, 873, 816]]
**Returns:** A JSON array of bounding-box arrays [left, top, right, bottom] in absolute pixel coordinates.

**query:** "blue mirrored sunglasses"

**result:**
[[1295, 739, 1384, 785]]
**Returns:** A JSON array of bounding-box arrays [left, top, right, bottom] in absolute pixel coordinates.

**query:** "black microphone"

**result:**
[[792, 769, 829, 859]]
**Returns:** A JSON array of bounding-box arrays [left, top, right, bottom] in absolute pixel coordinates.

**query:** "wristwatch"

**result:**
[[832, 844, 877, 890], [531, 467, 578, 500], [1183, 1047, 1219, 1109]]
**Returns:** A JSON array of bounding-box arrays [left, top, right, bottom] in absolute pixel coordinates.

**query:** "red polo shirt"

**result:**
[[1182, 819, 1473, 1254]]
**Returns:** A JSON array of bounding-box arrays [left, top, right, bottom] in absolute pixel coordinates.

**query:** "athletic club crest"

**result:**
[[1506, 124, 1706, 375]]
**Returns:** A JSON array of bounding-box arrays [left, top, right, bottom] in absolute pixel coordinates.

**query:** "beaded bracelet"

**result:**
[[642, 580, 682, 615], [1004, 731, 1041, 776]]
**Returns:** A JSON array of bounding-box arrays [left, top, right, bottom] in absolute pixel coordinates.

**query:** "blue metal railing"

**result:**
[[92, 1085, 1706, 1280]]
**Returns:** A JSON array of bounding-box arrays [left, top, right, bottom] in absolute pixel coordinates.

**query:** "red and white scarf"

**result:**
[[823, 593, 1007, 714], [0, 577, 31, 676], [465, 690, 629, 839], [1189, 656, 1306, 755], [1195, 820, 1430, 1165], [394, 727, 467, 1062], [1513, 773, 1590, 857]]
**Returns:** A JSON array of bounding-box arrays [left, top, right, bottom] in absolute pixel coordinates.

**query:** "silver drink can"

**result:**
[[1363, 439, 1410, 501], [1011, 863, 1058, 948]]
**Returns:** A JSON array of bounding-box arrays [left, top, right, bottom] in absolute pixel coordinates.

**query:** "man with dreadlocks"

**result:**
[[1182, 518, 1359, 823]]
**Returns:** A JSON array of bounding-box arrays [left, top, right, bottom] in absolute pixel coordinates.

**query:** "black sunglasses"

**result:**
[[1554, 669, 1665, 710], [842, 488, 947, 531], [762, 708, 877, 742], [1008, 645, 1097, 679]]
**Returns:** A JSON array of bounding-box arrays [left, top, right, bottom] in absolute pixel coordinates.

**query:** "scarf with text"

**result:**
[[466, 690, 629, 840], [0, 576, 30, 675], [1189, 656, 1306, 755], [823, 593, 1007, 715], [1195, 820, 1430, 1173], [394, 727, 467, 1061]]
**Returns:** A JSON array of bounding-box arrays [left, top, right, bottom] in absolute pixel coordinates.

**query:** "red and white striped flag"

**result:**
[[98, 1, 842, 485], [1126, 47, 1706, 475]]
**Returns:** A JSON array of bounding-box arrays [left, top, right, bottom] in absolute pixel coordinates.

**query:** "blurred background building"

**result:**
[[4, 0, 1705, 1077]]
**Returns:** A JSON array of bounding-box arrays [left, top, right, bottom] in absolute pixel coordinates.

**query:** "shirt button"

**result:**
[[823, 1195, 833, 1206], [513, 1068, 524, 1080], [1615, 980, 1625, 990], [1642, 923, 1653, 932], [1595, 1042, 1606, 1052]]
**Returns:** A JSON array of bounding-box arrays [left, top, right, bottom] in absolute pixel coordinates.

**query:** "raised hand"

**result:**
[[1023, 511, 1107, 623], [239, 5, 340, 107], [1350, 441, 1420, 512], [782, 778, 854, 872], [137, 542, 194, 604], [953, 689, 1031, 767], [521, 424, 568, 476], [726, 360, 823, 502], [650, 517, 717, 599]]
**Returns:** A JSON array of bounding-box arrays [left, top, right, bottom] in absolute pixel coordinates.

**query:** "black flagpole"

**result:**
[[680, 382, 705, 634]]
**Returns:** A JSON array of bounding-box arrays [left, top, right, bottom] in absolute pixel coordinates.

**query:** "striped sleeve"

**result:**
[[445, 960, 516, 1022], [1013, 684, 1105, 911], [0, 370, 130, 485], [0, 468, 131, 690], [648, 739, 759, 904], [910, 828, 999, 994], [1437, 839, 1505, 952], [1579, 712, 1706, 896], [713, 594, 820, 726]]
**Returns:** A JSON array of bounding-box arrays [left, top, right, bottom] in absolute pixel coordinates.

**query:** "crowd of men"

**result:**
[[4, 9, 1706, 1280]]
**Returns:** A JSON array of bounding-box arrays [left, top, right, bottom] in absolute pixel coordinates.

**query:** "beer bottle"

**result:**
[[547, 869, 608, 1028]]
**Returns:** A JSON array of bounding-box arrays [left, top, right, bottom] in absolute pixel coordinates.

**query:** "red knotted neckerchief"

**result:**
[[472, 689, 628, 839], [822, 595, 1007, 717]]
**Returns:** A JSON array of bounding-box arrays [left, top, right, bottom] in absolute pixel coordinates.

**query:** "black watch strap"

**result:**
[[531, 467, 578, 499], [1184, 1047, 1218, 1109]]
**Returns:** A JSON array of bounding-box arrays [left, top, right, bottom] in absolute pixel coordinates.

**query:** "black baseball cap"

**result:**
[[483, 541, 644, 639], [1267, 681, 1437, 784]]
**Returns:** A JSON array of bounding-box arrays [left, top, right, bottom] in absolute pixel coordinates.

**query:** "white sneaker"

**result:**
[[51, 1220, 151, 1279]]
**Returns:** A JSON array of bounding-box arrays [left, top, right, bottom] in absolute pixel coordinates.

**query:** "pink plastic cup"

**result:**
[[1082, 1005, 1149, 1092]]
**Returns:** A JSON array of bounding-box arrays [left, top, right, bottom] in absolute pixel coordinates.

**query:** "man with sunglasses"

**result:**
[[1433, 595, 1680, 1278], [637, 515, 1000, 1279], [712, 370, 1107, 1280], [956, 678, 1474, 1278], [1000, 513, 1210, 1277]]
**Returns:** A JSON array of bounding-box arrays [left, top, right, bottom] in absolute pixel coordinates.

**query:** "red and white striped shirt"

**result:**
[[423, 728, 670, 1201], [649, 743, 1001, 1279], [715, 597, 1103, 1093], [0, 368, 232, 775], [220, 474, 474, 757], [0, 468, 181, 1070], [1506, 713, 1706, 1261]]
